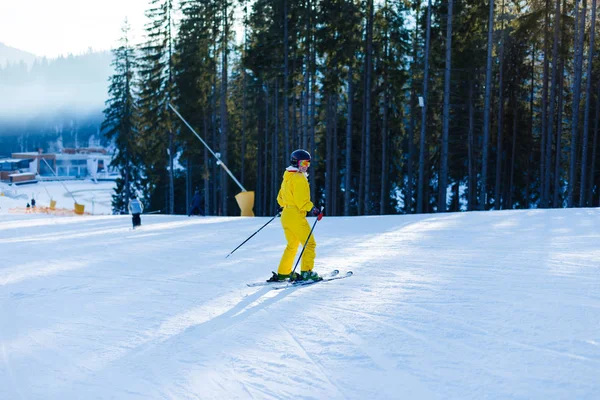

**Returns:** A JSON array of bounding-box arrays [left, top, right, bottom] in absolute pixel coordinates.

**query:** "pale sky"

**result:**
[[0, 0, 149, 58]]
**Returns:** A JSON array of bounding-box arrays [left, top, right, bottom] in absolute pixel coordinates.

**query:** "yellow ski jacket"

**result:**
[[276, 169, 314, 213]]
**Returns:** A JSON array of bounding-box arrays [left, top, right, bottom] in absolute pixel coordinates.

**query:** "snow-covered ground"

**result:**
[[1, 204, 599, 399]]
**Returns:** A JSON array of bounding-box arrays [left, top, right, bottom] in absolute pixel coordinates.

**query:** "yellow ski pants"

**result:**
[[277, 207, 316, 275]]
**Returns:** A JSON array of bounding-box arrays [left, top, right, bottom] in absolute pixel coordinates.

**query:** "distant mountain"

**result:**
[[0, 42, 38, 67], [0, 48, 114, 154], [0, 50, 113, 120]]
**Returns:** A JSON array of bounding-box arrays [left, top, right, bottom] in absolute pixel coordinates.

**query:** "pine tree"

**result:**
[[101, 20, 141, 213], [137, 0, 178, 214]]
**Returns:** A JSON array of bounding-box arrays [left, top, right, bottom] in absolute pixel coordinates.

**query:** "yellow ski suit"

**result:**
[[276, 169, 316, 275]]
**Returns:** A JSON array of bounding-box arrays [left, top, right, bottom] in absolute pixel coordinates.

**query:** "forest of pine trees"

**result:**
[[102, 0, 600, 216]]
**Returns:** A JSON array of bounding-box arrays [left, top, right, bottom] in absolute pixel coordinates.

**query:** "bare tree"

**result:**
[[344, 66, 354, 215], [379, 0, 391, 215], [363, 0, 374, 214], [509, 98, 518, 208], [283, 0, 290, 161], [219, 0, 229, 214], [481, 0, 495, 210], [407, 1, 420, 213], [569, 0, 587, 207], [495, 0, 506, 209], [326, 94, 333, 216], [580, 0, 597, 206], [468, 79, 476, 210], [439, 0, 453, 212], [553, 0, 567, 208], [418, 0, 432, 214], [545, 0, 561, 208], [589, 84, 600, 206]]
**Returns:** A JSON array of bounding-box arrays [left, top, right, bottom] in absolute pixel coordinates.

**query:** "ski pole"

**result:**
[[226, 208, 282, 258], [291, 206, 324, 277]]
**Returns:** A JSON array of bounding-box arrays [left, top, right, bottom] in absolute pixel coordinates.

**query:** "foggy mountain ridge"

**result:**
[[0, 42, 38, 67], [0, 45, 113, 154], [0, 48, 113, 121]]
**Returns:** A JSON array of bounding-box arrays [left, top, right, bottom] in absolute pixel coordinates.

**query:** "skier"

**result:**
[[267, 149, 323, 283], [31, 198, 36, 208], [188, 189, 205, 216], [128, 195, 144, 229]]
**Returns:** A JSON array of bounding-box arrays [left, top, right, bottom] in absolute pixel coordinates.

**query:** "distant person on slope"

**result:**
[[128, 195, 144, 229], [188, 189, 205, 217], [267, 149, 323, 283]]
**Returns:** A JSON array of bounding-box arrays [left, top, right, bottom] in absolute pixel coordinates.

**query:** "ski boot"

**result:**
[[298, 270, 323, 282], [266, 271, 300, 282]]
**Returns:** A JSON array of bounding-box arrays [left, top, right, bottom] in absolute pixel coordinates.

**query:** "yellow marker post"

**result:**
[[74, 203, 85, 215]]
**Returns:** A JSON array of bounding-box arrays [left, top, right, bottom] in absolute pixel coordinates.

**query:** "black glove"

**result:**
[[310, 206, 324, 220]]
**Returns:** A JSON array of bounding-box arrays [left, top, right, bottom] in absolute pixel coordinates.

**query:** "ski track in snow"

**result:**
[[0, 208, 599, 399]]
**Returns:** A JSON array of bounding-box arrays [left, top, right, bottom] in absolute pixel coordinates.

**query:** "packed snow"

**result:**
[[1, 181, 599, 399]]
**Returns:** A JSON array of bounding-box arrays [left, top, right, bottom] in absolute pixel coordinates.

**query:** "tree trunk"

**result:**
[[242, 67, 247, 185], [212, 41, 218, 215], [580, 0, 596, 206], [363, 0, 374, 215], [359, 74, 366, 215], [283, 0, 290, 161], [186, 155, 191, 213], [333, 95, 339, 216], [204, 116, 210, 216], [481, 0, 495, 210], [468, 79, 475, 211], [242, 5, 248, 186], [310, 14, 317, 203], [256, 103, 263, 216], [588, 85, 600, 206], [529, 43, 535, 209], [168, 129, 174, 213], [407, 1, 419, 214], [439, 0, 453, 213], [540, 0, 551, 207], [495, 0, 506, 209], [546, 0, 561, 207], [273, 79, 279, 214], [509, 103, 518, 209], [418, 0, 432, 214], [264, 84, 269, 214], [326, 93, 333, 216], [344, 66, 354, 216], [553, 1, 566, 208], [220, 0, 229, 215], [380, 78, 389, 215], [167, 1, 175, 215], [569, 0, 587, 207]]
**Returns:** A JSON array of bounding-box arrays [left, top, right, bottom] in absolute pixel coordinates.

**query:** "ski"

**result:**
[[271, 271, 353, 290], [247, 269, 340, 287]]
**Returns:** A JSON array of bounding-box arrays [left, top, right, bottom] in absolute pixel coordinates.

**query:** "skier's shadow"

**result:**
[[181, 285, 300, 341]]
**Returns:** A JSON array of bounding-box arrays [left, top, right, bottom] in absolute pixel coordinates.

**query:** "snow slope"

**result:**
[[1, 208, 599, 399]]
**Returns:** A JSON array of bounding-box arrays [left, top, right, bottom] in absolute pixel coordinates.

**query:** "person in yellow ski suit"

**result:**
[[269, 149, 323, 282]]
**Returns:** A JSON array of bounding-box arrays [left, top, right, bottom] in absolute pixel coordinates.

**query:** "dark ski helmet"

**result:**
[[290, 149, 311, 167]]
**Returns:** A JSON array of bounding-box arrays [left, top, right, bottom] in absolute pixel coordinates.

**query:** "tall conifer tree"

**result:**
[[101, 20, 140, 213]]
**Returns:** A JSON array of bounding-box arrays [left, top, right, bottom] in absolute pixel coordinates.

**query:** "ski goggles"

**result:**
[[299, 159, 311, 168]]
